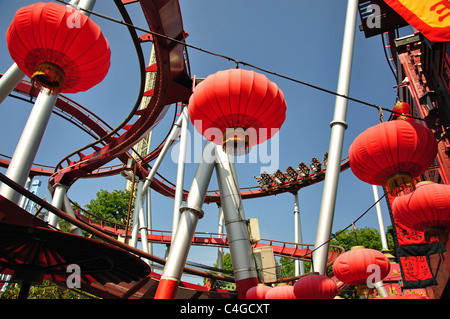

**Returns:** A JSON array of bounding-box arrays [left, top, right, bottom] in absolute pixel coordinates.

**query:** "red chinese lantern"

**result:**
[[333, 246, 390, 297], [349, 120, 437, 196], [393, 101, 410, 115], [188, 68, 286, 155], [264, 283, 295, 299], [392, 181, 450, 242], [293, 273, 338, 299], [245, 284, 272, 299], [6, 2, 111, 94], [393, 102, 414, 122]]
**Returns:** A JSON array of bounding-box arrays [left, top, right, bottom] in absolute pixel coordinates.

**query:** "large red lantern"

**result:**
[[293, 273, 338, 299], [245, 284, 272, 299], [188, 69, 287, 155], [264, 283, 295, 299], [333, 246, 390, 297], [392, 181, 450, 242], [6, 2, 111, 94], [349, 120, 437, 196]]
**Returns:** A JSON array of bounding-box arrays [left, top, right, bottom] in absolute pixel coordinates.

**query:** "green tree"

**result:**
[[84, 189, 133, 225], [1, 280, 92, 299]]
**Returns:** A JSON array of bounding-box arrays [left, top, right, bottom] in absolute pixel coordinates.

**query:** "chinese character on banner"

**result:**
[[384, 0, 450, 42]]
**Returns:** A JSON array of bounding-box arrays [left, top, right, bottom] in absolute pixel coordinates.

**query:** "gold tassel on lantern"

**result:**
[[31, 62, 65, 95]]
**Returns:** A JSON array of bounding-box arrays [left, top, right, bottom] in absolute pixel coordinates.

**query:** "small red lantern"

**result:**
[[349, 120, 437, 196], [245, 284, 272, 299], [188, 68, 286, 155], [6, 2, 111, 94], [393, 102, 414, 122], [333, 246, 390, 297], [393, 101, 410, 115], [293, 273, 338, 299], [264, 283, 295, 299], [392, 181, 450, 242]]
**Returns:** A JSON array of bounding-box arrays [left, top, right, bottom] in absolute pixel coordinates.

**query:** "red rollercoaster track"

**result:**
[[0, 0, 350, 299]]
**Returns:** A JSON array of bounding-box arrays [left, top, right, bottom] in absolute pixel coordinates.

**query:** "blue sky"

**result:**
[[0, 1, 413, 281]]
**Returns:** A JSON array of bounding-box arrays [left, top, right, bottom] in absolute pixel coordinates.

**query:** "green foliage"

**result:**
[[84, 189, 133, 225], [0, 280, 92, 299]]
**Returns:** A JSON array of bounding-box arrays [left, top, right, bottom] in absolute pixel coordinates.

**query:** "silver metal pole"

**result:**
[[0, 89, 57, 204], [146, 188, 153, 257], [137, 181, 151, 265], [48, 184, 68, 228], [171, 107, 189, 242], [313, 0, 358, 275], [63, 193, 83, 236], [372, 185, 389, 250], [141, 115, 184, 194], [214, 145, 258, 290], [0, 63, 25, 105], [130, 179, 143, 248], [159, 141, 215, 283], [293, 192, 305, 276], [217, 205, 225, 269]]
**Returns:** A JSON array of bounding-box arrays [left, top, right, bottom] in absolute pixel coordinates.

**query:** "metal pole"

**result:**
[[215, 145, 258, 299], [293, 192, 305, 276], [136, 181, 151, 265], [146, 188, 153, 257], [130, 179, 143, 248], [372, 185, 389, 250], [63, 193, 83, 236], [141, 114, 184, 194], [0, 63, 25, 105], [48, 184, 68, 228], [0, 89, 57, 204], [171, 107, 189, 242], [217, 205, 225, 269], [313, 0, 358, 275], [155, 141, 216, 299]]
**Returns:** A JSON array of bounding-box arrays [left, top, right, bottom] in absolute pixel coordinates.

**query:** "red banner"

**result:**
[[386, 191, 444, 289], [384, 0, 450, 42]]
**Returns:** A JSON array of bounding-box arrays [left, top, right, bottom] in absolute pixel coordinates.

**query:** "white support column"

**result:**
[[155, 140, 216, 299], [217, 205, 225, 269], [372, 185, 389, 250], [313, 0, 358, 275], [48, 184, 68, 228], [171, 107, 189, 242], [0, 90, 58, 204], [130, 179, 143, 248], [0, 63, 25, 105], [293, 192, 305, 276], [142, 114, 184, 194], [215, 145, 258, 299], [63, 194, 83, 236], [146, 188, 153, 257]]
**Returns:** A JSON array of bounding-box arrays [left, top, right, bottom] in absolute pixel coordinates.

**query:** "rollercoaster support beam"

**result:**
[[155, 140, 215, 299], [0, 63, 25, 105], [293, 192, 305, 276], [48, 184, 68, 227], [0, 90, 58, 204], [313, 0, 358, 275], [215, 145, 258, 299], [217, 205, 225, 269], [171, 106, 189, 242], [141, 114, 184, 193], [372, 185, 389, 251]]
